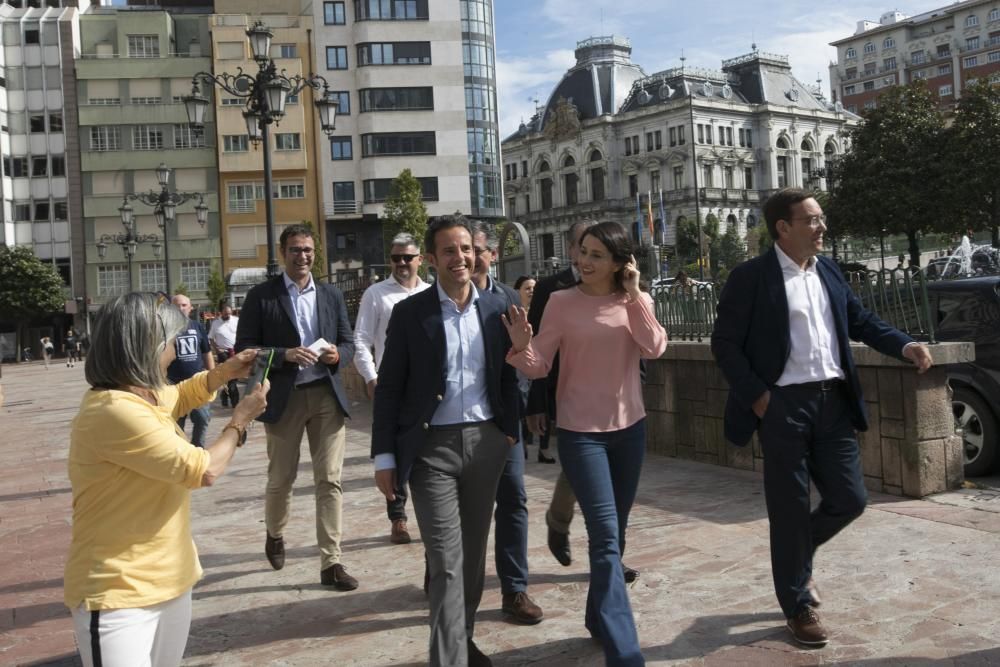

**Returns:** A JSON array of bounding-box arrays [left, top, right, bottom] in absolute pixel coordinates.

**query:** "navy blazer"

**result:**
[[711, 249, 913, 447], [524, 267, 577, 416], [371, 285, 520, 484], [235, 275, 354, 423]]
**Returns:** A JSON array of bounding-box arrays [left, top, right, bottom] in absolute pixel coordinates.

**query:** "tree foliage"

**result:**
[[718, 224, 746, 270], [382, 169, 428, 258], [173, 282, 189, 296], [950, 79, 1000, 247], [206, 269, 227, 309], [675, 217, 700, 261], [829, 81, 950, 267], [300, 220, 326, 281], [0, 246, 66, 358]]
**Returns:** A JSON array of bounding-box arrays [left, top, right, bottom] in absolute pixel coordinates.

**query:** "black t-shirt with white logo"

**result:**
[[167, 320, 211, 384]]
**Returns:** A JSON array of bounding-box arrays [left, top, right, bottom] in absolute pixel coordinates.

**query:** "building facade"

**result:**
[[501, 37, 857, 274], [77, 5, 221, 305], [830, 1, 1000, 114]]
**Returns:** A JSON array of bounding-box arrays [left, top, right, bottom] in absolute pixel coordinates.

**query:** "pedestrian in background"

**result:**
[[40, 335, 54, 369], [168, 294, 216, 447], [208, 304, 240, 408]]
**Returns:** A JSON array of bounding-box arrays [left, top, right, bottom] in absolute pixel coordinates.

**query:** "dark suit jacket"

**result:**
[[711, 248, 913, 447], [235, 274, 355, 423], [524, 267, 577, 416], [371, 285, 520, 484]]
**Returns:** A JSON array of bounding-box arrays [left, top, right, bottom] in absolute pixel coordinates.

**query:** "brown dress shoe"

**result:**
[[806, 577, 822, 607], [321, 563, 359, 591], [390, 518, 412, 544], [787, 607, 829, 647], [501, 591, 544, 624], [622, 563, 639, 584], [467, 639, 492, 667], [265, 533, 285, 570]]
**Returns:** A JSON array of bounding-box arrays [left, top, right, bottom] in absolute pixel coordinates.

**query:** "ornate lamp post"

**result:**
[[121, 163, 208, 293], [96, 213, 163, 292], [183, 20, 339, 278]]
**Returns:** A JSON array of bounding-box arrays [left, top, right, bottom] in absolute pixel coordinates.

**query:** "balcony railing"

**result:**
[[324, 200, 361, 216]]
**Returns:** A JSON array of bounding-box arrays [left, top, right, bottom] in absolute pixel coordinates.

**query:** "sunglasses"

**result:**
[[391, 254, 419, 264]]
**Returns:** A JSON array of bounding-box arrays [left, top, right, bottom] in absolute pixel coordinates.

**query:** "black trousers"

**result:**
[[759, 383, 868, 618]]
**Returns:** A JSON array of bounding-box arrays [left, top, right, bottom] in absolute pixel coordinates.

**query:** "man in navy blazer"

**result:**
[[712, 188, 933, 648], [372, 214, 518, 667], [236, 224, 358, 591]]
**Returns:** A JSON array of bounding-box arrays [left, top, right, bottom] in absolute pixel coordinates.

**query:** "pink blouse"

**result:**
[[507, 287, 668, 433]]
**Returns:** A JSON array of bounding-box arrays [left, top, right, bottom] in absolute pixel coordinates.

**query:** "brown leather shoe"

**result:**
[[806, 577, 822, 607], [321, 563, 358, 591], [787, 607, 829, 647], [390, 519, 411, 544], [623, 563, 639, 584], [501, 591, 544, 625], [467, 639, 492, 667], [265, 533, 284, 570], [547, 527, 571, 566]]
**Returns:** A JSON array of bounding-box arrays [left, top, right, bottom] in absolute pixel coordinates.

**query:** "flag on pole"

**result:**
[[658, 189, 666, 245], [635, 192, 642, 243], [646, 190, 655, 242]]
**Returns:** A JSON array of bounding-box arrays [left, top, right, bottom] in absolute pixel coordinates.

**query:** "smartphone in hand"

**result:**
[[248, 348, 274, 390]]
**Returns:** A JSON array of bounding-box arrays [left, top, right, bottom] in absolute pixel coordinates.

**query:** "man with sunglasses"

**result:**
[[354, 233, 430, 544], [712, 188, 934, 647]]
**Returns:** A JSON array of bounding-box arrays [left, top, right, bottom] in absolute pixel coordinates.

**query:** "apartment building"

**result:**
[[830, 1, 1000, 113]]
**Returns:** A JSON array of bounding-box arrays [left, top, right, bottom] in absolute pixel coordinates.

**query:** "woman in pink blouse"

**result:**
[[505, 221, 666, 666]]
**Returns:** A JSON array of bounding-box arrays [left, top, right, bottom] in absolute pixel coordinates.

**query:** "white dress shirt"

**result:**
[[283, 273, 326, 386], [208, 315, 239, 350], [774, 244, 845, 386], [353, 274, 430, 383]]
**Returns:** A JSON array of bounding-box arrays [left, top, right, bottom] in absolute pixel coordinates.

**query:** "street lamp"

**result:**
[[183, 20, 339, 278], [121, 163, 208, 293], [96, 217, 162, 292]]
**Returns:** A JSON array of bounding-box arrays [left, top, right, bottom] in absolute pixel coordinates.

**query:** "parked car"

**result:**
[[926, 277, 1000, 477]]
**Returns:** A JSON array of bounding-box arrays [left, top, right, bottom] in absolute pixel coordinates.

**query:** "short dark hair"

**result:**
[[566, 220, 597, 248], [279, 224, 315, 249], [424, 214, 473, 254], [513, 275, 535, 290], [763, 187, 815, 240], [579, 221, 634, 292]]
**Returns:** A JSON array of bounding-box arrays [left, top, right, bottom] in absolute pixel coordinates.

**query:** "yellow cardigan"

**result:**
[[64, 373, 215, 611]]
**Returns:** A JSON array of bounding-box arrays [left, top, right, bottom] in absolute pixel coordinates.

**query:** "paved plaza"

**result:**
[[1, 360, 999, 666]]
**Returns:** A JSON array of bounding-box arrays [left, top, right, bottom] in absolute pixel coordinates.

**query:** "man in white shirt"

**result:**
[[353, 233, 430, 544], [712, 188, 933, 648], [208, 304, 240, 407]]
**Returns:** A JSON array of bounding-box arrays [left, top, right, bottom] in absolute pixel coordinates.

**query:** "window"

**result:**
[[6, 157, 26, 177], [541, 178, 553, 210], [276, 181, 305, 199], [360, 87, 433, 111], [521, 161, 528, 178], [776, 156, 787, 188], [990, 50, 1000, 63], [32, 156, 47, 176], [362, 132, 435, 156], [228, 184, 255, 212], [332, 182, 356, 212], [883, 57, 896, 70], [130, 96, 161, 105], [54, 201, 68, 220], [939, 63, 952, 75], [132, 125, 163, 151], [221, 97, 243, 106], [628, 174, 639, 198], [362, 176, 438, 202], [697, 125, 704, 144], [463, 42, 494, 78], [173, 125, 204, 149], [991, 8, 1000, 21], [645, 132, 654, 152], [864, 100, 876, 110], [355, 0, 429, 19], [324, 1, 346, 24], [540, 233, 555, 259], [14, 203, 31, 221], [801, 157, 812, 181], [702, 165, 713, 188], [564, 173, 578, 206], [939, 84, 954, 96], [678, 125, 685, 145], [30, 115, 46, 132], [336, 233, 357, 251], [275, 44, 298, 59], [358, 42, 431, 65], [590, 167, 605, 200], [330, 136, 353, 160], [655, 130, 662, 149], [846, 47, 857, 59], [911, 50, 926, 64], [25, 29, 40, 45], [844, 84, 856, 95], [967, 14, 979, 28], [51, 156, 65, 176], [180, 261, 210, 291], [326, 46, 348, 69], [884, 37, 895, 49], [864, 62, 877, 75], [223, 135, 249, 153], [275, 133, 301, 150], [89, 97, 121, 106], [725, 127, 733, 146], [33, 201, 50, 221], [669, 127, 677, 146], [90, 126, 121, 151], [467, 128, 496, 165], [49, 113, 62, 132], [329, 91, 350, 115], [98, 265, 129, 297], [744, 166, 753, 189], [864, 81, 875, 91], [724, 167, 734, 189], [864, 42, 875, 54], [913, 70, 928, 80], [286, 93, 300, 105], [964, 56, 979, 67], [139, 263, 165, 292], [650, 170, 660, 192], [706, 126, 713, 144], [846, 67, 858, 79], [937, 45, 951, 57], [967, 36, 981, 50], [127, 35, 160, 58], [624, 136, 633, 156]]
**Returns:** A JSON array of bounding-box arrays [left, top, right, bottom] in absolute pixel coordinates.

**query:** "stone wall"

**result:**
[[646, 342, 974, 498]]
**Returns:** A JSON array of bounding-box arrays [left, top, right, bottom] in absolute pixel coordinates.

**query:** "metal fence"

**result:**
[[650, 283, 719, 342], [330, 274, 371, 324]]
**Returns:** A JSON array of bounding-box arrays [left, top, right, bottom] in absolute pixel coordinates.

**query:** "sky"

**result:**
[[494, 0, 949, 137]]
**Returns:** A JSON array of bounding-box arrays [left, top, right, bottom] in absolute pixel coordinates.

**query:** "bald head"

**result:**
[[171, 294, 192, 317]]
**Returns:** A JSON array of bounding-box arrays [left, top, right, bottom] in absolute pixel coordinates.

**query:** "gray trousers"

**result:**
[[409, 421, 509, 667], [546, 467, 577, 536]]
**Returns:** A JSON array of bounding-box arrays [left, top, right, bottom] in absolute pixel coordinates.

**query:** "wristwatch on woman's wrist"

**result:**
[[223, 420, 248, 446]]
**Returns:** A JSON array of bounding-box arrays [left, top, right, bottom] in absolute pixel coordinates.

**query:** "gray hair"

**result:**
[[566, 220, 597, 246], [469, 220, 499, 251], [389, 233, 419, 250], [85, 293, 189, 390]]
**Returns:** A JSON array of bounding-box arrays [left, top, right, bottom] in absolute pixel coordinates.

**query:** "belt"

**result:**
[[295, 378, 329, 390], [782, 379, 844, 392]]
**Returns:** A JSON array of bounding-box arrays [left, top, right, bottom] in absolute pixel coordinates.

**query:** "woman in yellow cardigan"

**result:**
[[64, 293, 269, 667]]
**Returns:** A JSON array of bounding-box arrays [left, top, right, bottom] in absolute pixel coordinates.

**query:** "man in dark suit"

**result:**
[[372, 214, 519, 667], [711, 188, 933, 647], [236, 224, 357, 591]]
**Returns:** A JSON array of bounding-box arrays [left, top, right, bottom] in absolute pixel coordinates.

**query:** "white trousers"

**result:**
[[72, 589, 192, 667]]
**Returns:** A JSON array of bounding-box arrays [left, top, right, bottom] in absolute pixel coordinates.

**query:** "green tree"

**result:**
[[0, 246, 66, 360], [718, 224, 746, 270], [951, 79, 1000, 248], [173, 282, 189, 296], [300, 220, 327, 281], [382, 169, 428, 259], [829, 81, 950, 267], [702, 214, 720, 275], [206, 269, 227, 309], [675, 217, 700, 262]]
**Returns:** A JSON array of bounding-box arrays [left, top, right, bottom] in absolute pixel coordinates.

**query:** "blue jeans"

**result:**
[[557, 419, 646, 667], [494, 438, 528, 594], [177, 404, 212, 448]]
